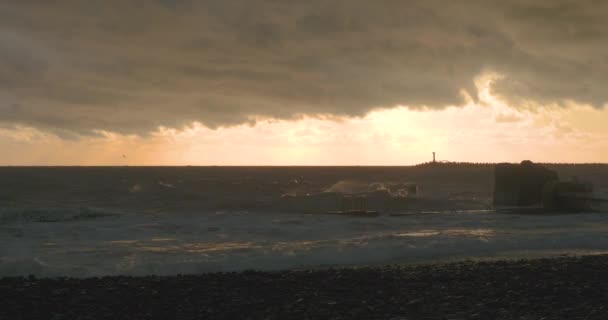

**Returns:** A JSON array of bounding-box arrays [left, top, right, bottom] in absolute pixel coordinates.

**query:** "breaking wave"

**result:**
[[3, 209, 608, 277], [323, 180, 418, 197]]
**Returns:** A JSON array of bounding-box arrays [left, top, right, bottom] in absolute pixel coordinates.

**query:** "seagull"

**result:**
[[122, 154, 127, 159]]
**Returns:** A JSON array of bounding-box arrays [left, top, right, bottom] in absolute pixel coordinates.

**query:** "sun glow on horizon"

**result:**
[[2, 72, 608, 165]]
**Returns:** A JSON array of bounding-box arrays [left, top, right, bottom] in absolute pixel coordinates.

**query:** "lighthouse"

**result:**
[[432, 152, 436, 163]]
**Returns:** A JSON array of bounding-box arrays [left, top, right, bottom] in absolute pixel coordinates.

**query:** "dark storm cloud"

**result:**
[[1, 0, 607, 135]]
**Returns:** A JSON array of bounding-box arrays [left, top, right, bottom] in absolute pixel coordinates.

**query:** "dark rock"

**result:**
[[494, 161, 559, 206]]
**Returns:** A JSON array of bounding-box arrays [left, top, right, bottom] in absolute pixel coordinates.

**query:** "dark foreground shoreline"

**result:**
[[2, 255, 608, 320]]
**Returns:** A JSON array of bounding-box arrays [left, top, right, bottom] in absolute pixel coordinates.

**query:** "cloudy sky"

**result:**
[[1, 0, 608, 165]]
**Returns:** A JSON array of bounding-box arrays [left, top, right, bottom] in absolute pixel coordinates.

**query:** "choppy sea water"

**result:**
[[2, 166, 608, 277]]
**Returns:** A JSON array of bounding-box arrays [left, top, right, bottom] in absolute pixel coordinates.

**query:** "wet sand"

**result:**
[[2, 255, 608, 319]]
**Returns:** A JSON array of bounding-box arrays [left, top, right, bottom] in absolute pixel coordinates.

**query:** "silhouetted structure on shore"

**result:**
[[493, 160, 596, 212], [494, 160, 559, 206]]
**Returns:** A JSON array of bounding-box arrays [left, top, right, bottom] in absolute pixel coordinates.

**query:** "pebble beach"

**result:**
[[3, 255, 608, 319]]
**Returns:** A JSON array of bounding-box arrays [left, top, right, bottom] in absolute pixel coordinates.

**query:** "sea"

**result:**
[[2, 165, 608, 278]]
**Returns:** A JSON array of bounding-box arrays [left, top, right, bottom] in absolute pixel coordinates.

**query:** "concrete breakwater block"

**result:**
[[494, 160, 559, 207]]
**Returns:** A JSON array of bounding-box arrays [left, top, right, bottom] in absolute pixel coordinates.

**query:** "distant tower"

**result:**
[[432, 152, 436, 163]]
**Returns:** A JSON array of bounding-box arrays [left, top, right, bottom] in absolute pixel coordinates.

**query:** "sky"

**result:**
[[1, 0, 608, 165]]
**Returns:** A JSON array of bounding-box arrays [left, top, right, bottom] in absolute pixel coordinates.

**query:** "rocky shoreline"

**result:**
[[2, 255, 608, 319]]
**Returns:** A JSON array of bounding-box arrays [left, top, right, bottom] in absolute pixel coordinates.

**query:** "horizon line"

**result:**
[[1, 162, 608, 168]]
